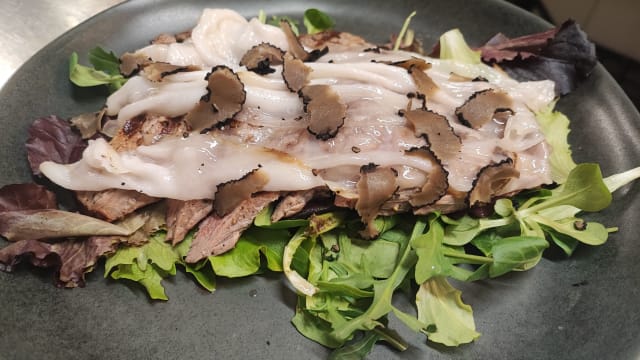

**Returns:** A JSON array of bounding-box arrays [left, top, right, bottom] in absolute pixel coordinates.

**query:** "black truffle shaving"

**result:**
[[467, 158, 519, 208], [213, 168, 269, 217], [405, 147, 449, 208], [239, 43, 285, 75], [279, 20, 328, 62], [455, 89, 513, 129], [299, 85, 347, 141], [186, 65, 246, 131], [404, 108, 461, 164]]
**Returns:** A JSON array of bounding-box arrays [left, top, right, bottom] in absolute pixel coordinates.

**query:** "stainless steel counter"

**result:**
[[0, 0, 125, 89]]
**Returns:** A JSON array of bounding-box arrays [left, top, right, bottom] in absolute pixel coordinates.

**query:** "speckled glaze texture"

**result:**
[[0, 1, 639, 359]]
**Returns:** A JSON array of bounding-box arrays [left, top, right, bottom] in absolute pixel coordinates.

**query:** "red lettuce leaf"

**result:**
[[25, 115, 87, 176], [0, 236, 118, 287], [0, 209, 134, 242], [479, 20, 597, 96], [0, 183, 57, 212]]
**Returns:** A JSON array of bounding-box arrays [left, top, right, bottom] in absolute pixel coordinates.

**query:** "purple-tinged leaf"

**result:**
[[25, 115, 87, 176]]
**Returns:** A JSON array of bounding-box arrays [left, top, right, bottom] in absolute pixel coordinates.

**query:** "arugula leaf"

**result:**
[[329, 219, 422, 342], [328, 330, 381, 360], [416, 277, 480, 346], [88, 46, 121, 75], [303, 9, 334, 34], [69, 48, 126, 92], [292, 296, 344, 348], [412, 214, 448, 283]]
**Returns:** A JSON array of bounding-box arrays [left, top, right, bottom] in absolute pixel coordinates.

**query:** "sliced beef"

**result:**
[[75, 189, 158, 222], [271, 188, 331, 222], [165, 199, 213, 245], [185, 192, 279, 263]]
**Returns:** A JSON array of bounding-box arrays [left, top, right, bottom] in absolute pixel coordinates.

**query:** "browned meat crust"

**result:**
[[75, 190, 158, 222], [110, 113, 190, 152]]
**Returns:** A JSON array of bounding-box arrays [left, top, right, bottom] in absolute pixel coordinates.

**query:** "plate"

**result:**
[[1, 0, 639, 359]]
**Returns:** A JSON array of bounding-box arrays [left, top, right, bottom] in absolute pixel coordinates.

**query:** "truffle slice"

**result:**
[[404, 147, 449, 207], [468, 159, 520, 207], [213, 169, 270, 217], [70, 107, 107, 139], [404, 108, 461, 164], [355, 164, 398, 238], [141, 62, 200, 82], [240, 43, 285, 75], [455, 89, 513, 129], [151, 33, 177, 45], [392, 58, 439, 97], [282, 52, 312, 92], [279, 20, 328, 62], [119, 52, 151, 77], [300, 85, 347, 140], [185, 65, 246, 131]]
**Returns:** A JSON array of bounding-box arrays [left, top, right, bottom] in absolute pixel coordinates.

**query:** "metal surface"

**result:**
[[0, 0, 125, 88]]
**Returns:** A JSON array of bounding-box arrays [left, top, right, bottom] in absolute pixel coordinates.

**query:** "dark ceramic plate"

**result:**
[[1, 0, 639, 359]]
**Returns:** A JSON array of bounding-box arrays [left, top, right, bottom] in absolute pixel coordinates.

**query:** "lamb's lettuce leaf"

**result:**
[[69, 47, 126, 92]]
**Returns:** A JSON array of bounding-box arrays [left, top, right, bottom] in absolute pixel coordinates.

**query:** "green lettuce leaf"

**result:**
[[69, 47, 126, 92], [105, 232, 216, 299], [109, 263, 169, 300], [438, 29, 482, 64], [88, 46, 121, 76], [416, 277, 480, 346], [209, 227, 289, 277], [535, 101, 576, 183], [303, 8, 334, 34]]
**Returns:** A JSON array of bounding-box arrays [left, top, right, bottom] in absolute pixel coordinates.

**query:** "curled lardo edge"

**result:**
[[213, 168, 270, 217], [455, 89, 514, 129], [185, 65, 246, 131], [239, 42, 285, 75]]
